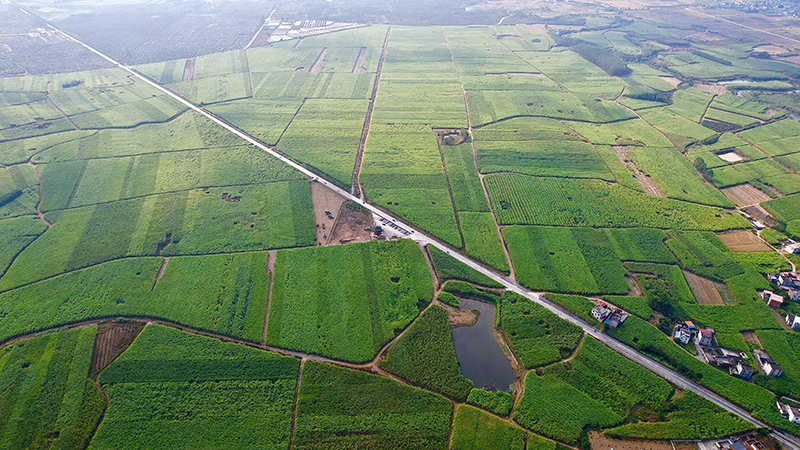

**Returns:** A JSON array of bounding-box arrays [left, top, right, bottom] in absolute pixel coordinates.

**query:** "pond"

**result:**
[[451, 298, 517, 392]]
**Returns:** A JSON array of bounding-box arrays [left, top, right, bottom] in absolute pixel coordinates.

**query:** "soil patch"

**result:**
[[626, 274, 643, 296], [309, 47, 327, 73], [511, 25, 522, 35], [694, 82, 726, 94], [741, 330, 764, 349], [183, 57, 196, 81], [352, 47, 367, 74], [660, 76, 682, 88], [612, 145, 666, 197], [448, 307, 479, 328], [721, 183, 772, 207], [589, 431, 684, 450], [249, 29, 272, 48], [717, 230, 771, 252], [329, 202, 373, 245], [310, 181, 346, 245], [717, 150, 745, 163], [91, 320, 146, 374], [527, 24, 548, 34], [683, 270, 726, 305], [152, 257, 169, 290]]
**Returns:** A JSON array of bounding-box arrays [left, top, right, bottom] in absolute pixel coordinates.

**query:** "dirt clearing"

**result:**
[[91, 320, 146, 374], [661, 76, 682, 88], [352, 47, 367, 73], [329, 202, 373, 245], [589, 432, 692, 450], [721, 183, 772, 207], [612, 145, 666, 197], [718, 230, 771, 252], [694, 83, 726, 94], [309, 48, 327, 73], [741, 330, 764, 349], [683, 270, 727, 305], [183, 58, 196, 81], [310, 181, 346, 245], [511, 25, 522, 35], [528, 24, 548, 34]]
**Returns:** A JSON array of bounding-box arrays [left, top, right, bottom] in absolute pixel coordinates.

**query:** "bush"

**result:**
[[466, 389, 514, 417]]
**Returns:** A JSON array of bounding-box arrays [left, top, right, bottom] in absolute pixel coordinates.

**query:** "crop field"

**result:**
[[499, 292, 583, 368], [476, 139, 612, 180], [0, 253, 271, 343], [503, 226, 629, 294], [604, 228, 676, 263], [459, 212, 509, 272], [542, 337, 672, 417], [626, 262, 696, 304], [0, 216, 47, 277], [605, 391, 753, 440], [265, 240, 432, 363], [0, 326, 103, 450], [666, 231, 745, 281], [294, 361, 452, 450], [92, 325, 299, 449], [486, 173, 748, 230], [277, 98, 369, 188], [466, 389, 514, 416], [379, 305, 473, 400], [513, 372, 622, 443], [1, 181, 313, 290], [450, 405, 529, 450]]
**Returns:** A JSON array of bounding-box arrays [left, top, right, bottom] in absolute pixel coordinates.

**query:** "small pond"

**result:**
[[451, 298, 517, 392]]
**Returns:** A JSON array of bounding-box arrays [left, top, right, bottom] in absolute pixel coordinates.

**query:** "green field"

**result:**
[[486, 173, 747, 230], [513, 372, 622, 443], [265, 240, 433, 363], [92, 325, 298, 450], [504, 226, 630, 295], [379, 305, 473, 400], [294, 361, 452, 450], [450, 405, 533, 450], [0, 253, 271, 343], [428, 245, 503, 288], [0, 327, 103, 450], [466, 388, 514, 417], [499, 292, 583, 368]]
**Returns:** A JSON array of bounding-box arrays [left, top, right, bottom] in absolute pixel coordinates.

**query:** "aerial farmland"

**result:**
[[4, 0, 800, 448]]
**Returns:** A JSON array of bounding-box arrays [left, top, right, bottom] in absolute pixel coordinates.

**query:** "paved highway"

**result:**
[[35, 12, 800, 448]]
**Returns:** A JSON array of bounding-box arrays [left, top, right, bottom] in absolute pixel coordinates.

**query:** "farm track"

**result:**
[[351, 26, 391, 198], [17, 12, 800, 448], [244, 49, 255, 97], [442, 27, 515, 280], [27, 161, 51, 228], [288, 358, 304, 450], [151, 257, 169, 290], [45, 82, 81, 130]]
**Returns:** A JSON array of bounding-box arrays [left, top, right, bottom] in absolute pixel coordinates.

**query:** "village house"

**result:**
[[771, 272, 800, 290], [696, 328, 715, 346], [779, 402, 800, 424], [787, 314, 800, 331], [674, 326, 692, 344], [590, 303, 628, 329], [762, 290, 784, 308], [729, 360, 754, 380], [789, 289, 800, 302], [755, 350, 783, 377]]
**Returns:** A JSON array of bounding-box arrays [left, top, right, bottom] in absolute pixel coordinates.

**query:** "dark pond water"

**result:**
[[451, 298, 517, 392]]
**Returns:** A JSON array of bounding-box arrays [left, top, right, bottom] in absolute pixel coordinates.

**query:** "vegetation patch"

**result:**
[[450, 405, 533, 450], [294, 361, 452, 450], [266, 240, 433, 363], [466, 388, 514, 417], [379, 305, 473, 401]]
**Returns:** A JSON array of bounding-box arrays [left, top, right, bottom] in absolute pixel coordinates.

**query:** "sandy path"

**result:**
[[151, 257, 169, 290], [262, 249, 276, 345], [310, 181, 346, 245], [27, 161, 51, 228]]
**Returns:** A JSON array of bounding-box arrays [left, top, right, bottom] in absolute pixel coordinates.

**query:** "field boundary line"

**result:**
[[471, 114, 638, 130], [288, 358, 304, 449], [26, 10, 800, 446], [244, 48, 255, 98], [442, 26, 514, 278], [435, 137, 466, 250], [351, 25, 391, 198]]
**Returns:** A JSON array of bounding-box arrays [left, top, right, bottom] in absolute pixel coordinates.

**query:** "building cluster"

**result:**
[[590, 303, 628, 328], [765, 272, 800, 306], [689, 326, 756, 380], [754, 350, 783, 377], [715, 433, 768, 450]]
